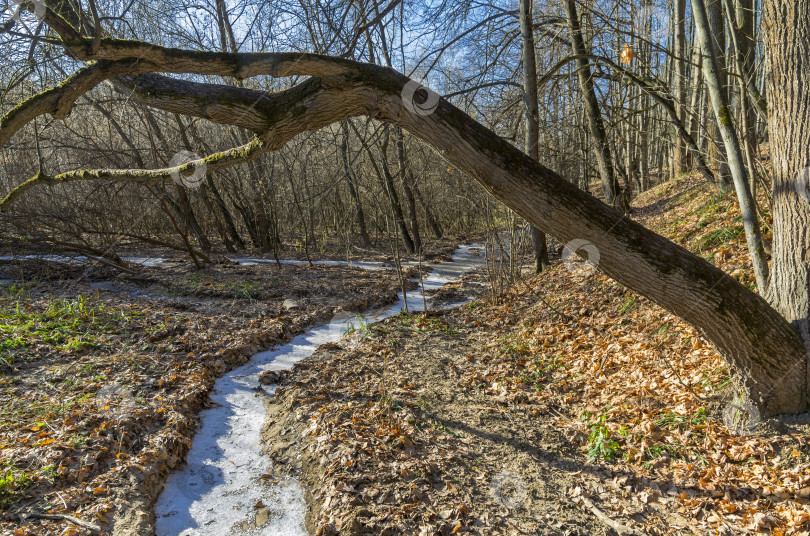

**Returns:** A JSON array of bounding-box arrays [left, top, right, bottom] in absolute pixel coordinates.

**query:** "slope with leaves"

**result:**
[[263, 175, 810, 536]]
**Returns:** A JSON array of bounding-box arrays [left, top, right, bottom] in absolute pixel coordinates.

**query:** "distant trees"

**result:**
[[0, 0, 494, 261], [565, 0, 626, 212]]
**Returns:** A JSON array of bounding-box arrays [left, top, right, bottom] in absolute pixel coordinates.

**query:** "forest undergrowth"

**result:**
[[0, 258, 415, 536]]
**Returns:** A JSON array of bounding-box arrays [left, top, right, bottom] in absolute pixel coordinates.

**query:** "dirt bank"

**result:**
[[0, 259, 410, 536]]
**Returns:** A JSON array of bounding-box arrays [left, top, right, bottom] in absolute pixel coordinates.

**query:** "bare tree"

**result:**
[[520, 0, 550, 272]]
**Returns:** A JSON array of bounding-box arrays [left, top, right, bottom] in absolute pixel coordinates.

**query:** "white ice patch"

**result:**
[[155, 245, 485, 535], [228, 258, 388, 271]]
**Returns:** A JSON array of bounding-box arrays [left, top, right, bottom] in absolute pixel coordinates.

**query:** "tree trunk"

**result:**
[[564, 0, 626, 212], [686, 44, 704, 163], [206, 175, 246, 250], [762, 0, 810, 357], [414, 181, 443, 239], [726, 0, 759, 190], [673, 0, 688, 176], [520, 0, 549, 272], [341, 122, 371, 244], [705, 0, 733, 186], [380, 128, 415, 253], [230, 195, 260, 249], [735, 0, 769, 122], [395, 96, 807, 415], [200, 183, 237, 253], [691, 0, 770, 292], [396, 129, 422, 253]]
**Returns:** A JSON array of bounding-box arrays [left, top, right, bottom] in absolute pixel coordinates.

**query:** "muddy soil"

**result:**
[[0, 257, 413, 536]]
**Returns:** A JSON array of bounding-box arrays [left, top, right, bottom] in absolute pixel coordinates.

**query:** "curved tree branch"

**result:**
[[0, 58, 159, 147]]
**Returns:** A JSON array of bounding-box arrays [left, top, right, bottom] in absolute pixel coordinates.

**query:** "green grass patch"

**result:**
[[396, 313, 458, 336], [696, 226, 744, 253], [619, 296, 636, 315], [580, 409, 622, 463], [655, 408, 707, 430], [0, 463, 34, 509], [0, 295, 139, 364]]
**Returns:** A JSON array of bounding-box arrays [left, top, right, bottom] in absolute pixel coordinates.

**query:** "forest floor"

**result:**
[[4, 176, 810, 536], [262, 175, 810, 536], [0, 240, 464, 536]]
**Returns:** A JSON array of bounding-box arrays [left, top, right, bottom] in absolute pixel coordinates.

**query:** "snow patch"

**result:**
[[155, 245, 485, 535]]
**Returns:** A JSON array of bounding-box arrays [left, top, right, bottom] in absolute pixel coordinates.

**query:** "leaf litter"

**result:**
[[262, 176, 810, 536], [0, 257, 411, 536]]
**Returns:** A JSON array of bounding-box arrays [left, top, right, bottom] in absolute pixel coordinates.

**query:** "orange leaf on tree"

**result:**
[[621, 43, 636, 64]]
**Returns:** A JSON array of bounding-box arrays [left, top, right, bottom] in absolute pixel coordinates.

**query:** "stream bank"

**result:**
[[152, 245, 487, 536], [0, 259, 411, 536]]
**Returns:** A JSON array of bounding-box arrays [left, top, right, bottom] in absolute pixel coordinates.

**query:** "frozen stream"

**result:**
[[0, 254, 170, 267], [154, 245, 485, 536]]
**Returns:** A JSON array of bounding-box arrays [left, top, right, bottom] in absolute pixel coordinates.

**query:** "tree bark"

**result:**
[[762, 0, 810, 358], [520, 0, 550, 272]]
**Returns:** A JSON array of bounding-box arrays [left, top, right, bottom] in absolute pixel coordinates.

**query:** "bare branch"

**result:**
[[1, 136, 268, 210], [0, 58, 158, 147]]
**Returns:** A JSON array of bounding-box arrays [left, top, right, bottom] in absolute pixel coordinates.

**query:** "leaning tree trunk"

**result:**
[[2, 13, 809, 415], [520, 0, 549, 272], [564, 0, 625, 212], [763, 0, 810, 357]]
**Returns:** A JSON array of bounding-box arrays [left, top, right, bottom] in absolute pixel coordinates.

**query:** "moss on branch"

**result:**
[[0, 137, 267, 212]]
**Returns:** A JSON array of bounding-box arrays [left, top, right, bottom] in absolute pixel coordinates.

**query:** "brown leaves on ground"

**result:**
[[262, 176, 810, 536]]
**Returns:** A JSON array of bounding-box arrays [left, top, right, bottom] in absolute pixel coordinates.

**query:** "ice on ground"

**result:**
[[154, 245, 484, 536]]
